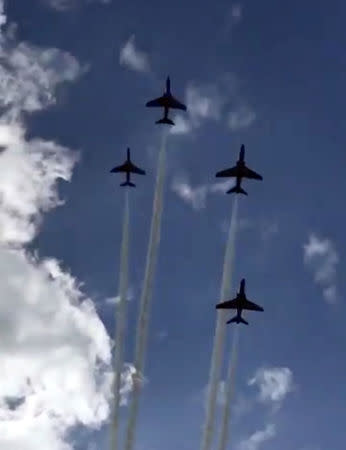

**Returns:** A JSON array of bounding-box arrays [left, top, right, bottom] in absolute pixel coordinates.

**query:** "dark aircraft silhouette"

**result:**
[[110, 148, 146, 187], [215, 144, 263, 195], [216, 279, 263, 325], [146, 76, 187, 125]]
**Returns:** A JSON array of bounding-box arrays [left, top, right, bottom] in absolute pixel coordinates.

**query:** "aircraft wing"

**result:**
[[110, 163, 127, 173], [242, 299, 264, 311], [215, 298, 238, 309], [168, 96, 187, 111], [215, 166, 238, 178], [129, 162, 146, 175], [146, 96, 166, 107], [243, 166, 263, 180]]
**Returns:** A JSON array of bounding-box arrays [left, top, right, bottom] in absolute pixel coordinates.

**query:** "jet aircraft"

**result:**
[[216, 279, 263, 325], [110, 148, 146, 187], [146, 76, 187, 125], [215, 144, 263, 195]]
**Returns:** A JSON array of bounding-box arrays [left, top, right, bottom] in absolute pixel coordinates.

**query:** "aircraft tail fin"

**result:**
[[120, 181, 136, 187], [156, 117, 175, 126], [227, 185, 248, 195], [227, 315, 248, 325]]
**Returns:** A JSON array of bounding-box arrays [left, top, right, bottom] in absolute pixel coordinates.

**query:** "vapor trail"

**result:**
[[124, 131, 168, 450], [200, 196, 239, 450], [110, 190, 130, 450], [217, 326, 239, 450]]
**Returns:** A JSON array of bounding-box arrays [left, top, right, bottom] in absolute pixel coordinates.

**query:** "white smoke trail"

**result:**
[[200, 196, 239, 450], [110, 190, 130, 450], [124, 130, 168, 450], [217, 326, 239, 450]]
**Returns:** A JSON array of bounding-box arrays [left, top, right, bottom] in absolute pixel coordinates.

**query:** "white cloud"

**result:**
[[0, 3, 130, 449], [169, 115, 192, 135], [0, 123, 78, 245], [0, 42, 83, 121], [43, 0, 111, 11], [303, 233, 339, 303], [119, 35, 150, 73], [119, 364, 137, 406], [170, 80, 256, 135], [171, 176, 232, 210], [187, 84, 223, 122], [223, 3, 243, 33], [220, 216, 278, 242], [232, 392, 254, 418], [171, 83, 225, 135], [238, 424, 276, 450], [228, 105, 256, 131], [259, 220, 279, 241], [104, 287, 134, 306], [248, 367, 294, 407], [215, 382, 254, 420], [230, 4, 243, 23], [171, 176, 208, 210]]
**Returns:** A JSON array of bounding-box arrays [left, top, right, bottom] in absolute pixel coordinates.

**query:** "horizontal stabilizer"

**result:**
[[156, 117, 175, 125], [120, 181, 136, 187], [227, 185, 248, 195], [227, 315, 248, 325]]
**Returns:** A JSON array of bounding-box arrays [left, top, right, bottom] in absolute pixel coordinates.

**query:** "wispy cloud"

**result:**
[[259, 220, 279, 241], [238, 424, 276, 450], [170, 115, 193, 135], [170, 82, 226, 135], [44, 0, 111, 11], [104, 287, 134, 305], [171, 175, 231, 210], [228, 105, 256, 131], [303, 233, 339, 303], [170, 79, 256, 135], [215, 381, 254, 419], [119, 35, 151, 73], [248, 367, 294, 409], [221, 216, 278, 242], [156, 330, 168, 341], [171, 177, 208, 210], [230, 3, 243, 23]]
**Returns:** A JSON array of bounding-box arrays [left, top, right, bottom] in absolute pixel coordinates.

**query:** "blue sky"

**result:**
[[1, 1, 346, 450]]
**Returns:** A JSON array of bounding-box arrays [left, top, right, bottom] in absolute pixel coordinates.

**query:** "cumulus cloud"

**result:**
[[248, 367, 294, 407], [238, 424, 276, 450], [0, 40, 83, 121], [171, 175, 231, 210], [303, 233, 339, 303], [119, 35, 150, 73], [0, 3, 130, 449], [0, 123, 78, 244]]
